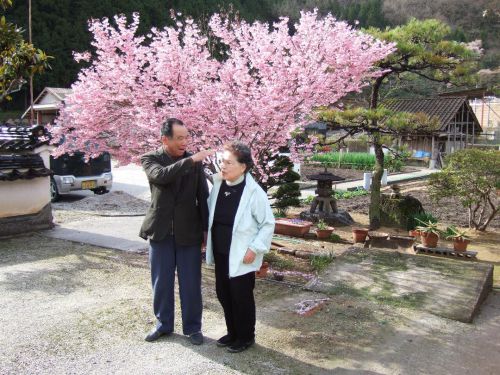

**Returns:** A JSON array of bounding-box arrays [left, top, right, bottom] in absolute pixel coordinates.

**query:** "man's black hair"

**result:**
[[161, 118, 184, 138]]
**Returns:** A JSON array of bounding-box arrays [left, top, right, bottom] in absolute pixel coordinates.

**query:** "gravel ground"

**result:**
[[52, 191, 149, 225], [53, 191, 149, 216]]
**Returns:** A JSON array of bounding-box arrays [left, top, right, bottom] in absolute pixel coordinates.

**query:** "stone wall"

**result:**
[[0, 203, 54, 237]]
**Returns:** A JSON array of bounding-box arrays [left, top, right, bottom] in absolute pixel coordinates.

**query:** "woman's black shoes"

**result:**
[[217, 335, 255, 352], [216, 334, 234, 347], [226, 339, 255, 353]]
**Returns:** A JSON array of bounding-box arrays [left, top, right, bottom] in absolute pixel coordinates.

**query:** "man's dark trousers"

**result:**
[[150, 235, 202, 335]]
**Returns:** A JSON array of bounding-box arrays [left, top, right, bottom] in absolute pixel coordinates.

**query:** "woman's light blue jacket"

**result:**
[[206, 172, 275, 277]]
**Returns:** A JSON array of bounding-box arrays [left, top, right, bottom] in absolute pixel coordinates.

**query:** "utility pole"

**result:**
[[29, 0, 34, 125]]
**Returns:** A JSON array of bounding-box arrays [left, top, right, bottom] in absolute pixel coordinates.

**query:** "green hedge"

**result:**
[[310, 152, 376, 170], [310, 151, 407, 172]]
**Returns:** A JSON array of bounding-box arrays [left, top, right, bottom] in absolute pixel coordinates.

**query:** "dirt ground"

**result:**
[[1, 234, 499, 374], [336, 180, 500, 230]]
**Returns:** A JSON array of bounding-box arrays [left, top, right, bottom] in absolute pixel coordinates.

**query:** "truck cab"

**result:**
[[50, 152, 113, 201]]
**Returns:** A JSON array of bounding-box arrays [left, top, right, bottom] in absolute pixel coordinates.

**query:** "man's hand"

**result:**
[[191, 149, 215, 163], [242, 249, 256, 264]]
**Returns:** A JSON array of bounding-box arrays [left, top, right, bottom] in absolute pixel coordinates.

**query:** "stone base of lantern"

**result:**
[[299, 210, 354, 226]]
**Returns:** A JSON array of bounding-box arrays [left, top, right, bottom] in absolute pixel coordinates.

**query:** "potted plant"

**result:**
[[409, 212, 437, 239], [444, 225, 471, 252], [408, 229, 420, 239], [352, 227, 369, 243], [256, 261, 269, 278], [415, 219, 440, 248], [315, 219, 334, 240], [274, 218, 313, 237]]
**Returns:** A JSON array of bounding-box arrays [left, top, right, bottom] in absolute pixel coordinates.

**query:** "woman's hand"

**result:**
[[242, 249, 256, 264]]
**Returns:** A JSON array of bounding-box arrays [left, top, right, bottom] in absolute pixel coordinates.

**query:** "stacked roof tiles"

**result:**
[[0, 124, 52, 181]]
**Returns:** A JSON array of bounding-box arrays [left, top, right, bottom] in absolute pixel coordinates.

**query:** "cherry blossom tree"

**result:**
[[53, 10, 394, 187]]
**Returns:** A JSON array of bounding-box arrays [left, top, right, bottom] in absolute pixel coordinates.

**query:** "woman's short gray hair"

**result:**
[[223, 141, 254, 173]]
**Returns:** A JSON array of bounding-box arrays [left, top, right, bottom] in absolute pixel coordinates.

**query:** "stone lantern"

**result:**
[[300, 167, 354, 225]]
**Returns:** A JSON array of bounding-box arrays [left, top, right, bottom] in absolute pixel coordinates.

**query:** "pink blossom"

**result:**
[[52, 10, 394, 185]]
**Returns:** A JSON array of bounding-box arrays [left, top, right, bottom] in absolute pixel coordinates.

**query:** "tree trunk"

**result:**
[[369, 138, 384, 229], [367, 77, 386, 229], [478, 194, 499, 231]]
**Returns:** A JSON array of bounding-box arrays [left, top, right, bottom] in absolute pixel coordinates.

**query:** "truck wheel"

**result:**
[[50, 178, 60, 202], [92, 187, 109, 195]]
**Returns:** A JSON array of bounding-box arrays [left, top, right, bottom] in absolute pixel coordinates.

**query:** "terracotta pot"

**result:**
[[274, 219, 312, 237], [352, 228, 369, 243], [420, 232, 439, 248], [256, 262, 269, 278], [316, 227, 334, 240], [408, 229, 420, 239], [453, 238, 470, 252], [368, 231, 389, 240]]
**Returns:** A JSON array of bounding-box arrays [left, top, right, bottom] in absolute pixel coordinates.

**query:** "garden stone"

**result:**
[[305, 247, 493, 323]]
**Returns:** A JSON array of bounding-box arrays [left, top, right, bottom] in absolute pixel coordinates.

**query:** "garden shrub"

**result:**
[[428, 149, 500, 231], [334, 189, 369, 199], [270, 155, 302, 210]]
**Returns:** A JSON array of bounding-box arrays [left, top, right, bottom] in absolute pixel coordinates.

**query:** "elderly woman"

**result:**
[[206, 141, 275, 353]]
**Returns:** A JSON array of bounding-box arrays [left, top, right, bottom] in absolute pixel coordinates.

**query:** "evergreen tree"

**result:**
[[1, 0, 50, 103], [319, 18, 480, 229]]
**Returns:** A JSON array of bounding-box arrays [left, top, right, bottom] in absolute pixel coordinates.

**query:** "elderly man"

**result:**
[[140, 118, 213, 345]]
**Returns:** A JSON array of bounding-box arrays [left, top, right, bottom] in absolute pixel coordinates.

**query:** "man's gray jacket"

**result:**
[[139, 147, 209, 246]]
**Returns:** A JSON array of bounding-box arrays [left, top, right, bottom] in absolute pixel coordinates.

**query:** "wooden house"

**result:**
[[21, 87, 73, 125], [383, 97, 482, 168]]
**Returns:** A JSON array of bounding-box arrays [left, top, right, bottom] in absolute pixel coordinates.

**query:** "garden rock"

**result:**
[[379, 193, 424, 229]]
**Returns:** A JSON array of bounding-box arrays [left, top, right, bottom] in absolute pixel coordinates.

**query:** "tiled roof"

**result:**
[[46, 87, 73, 101], [383, 97, 467, 130], [0, 124, 51, 152], [0, 154, 52, 181]]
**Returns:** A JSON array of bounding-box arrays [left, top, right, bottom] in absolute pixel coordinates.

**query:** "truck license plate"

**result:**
[[81, 180, 97, 189]]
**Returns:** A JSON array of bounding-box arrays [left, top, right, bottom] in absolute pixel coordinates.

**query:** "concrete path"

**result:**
[[300, 168, 439, 198], [44, 216, 148, 252], [42, 162, 151, 252], [111, 162, 151, 201]]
